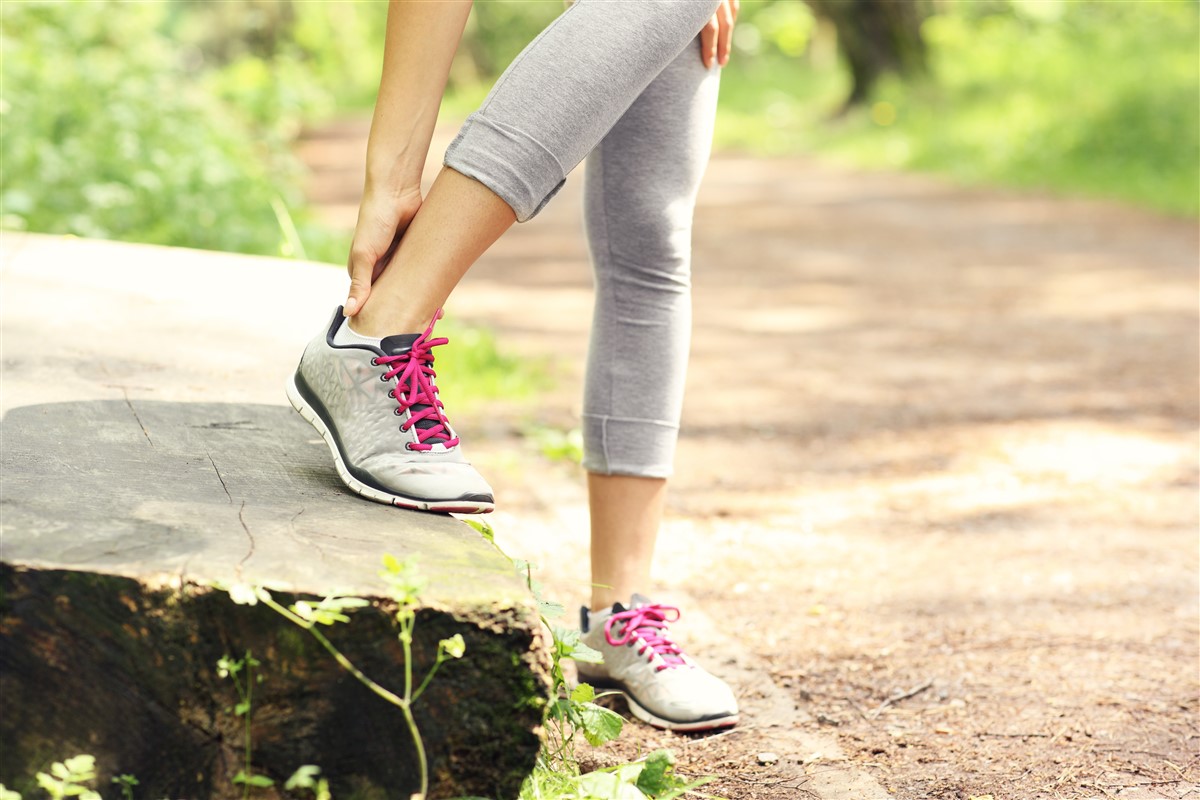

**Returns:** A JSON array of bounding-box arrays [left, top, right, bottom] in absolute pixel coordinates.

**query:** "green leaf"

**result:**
[[462, 518, 495, 544], [570, 683, 596, 704], [217, 655, 243, 677], [34, 774, 60, 799], [579, 701, 624, 746], [0, 783, 23, 800], [379, 554, 425, 606], [227, 583, 259, 606], [553, 625, 602, 662], [285, 765, 321, 791], [634, 751, 676, 795], [232, 771, 274, 788], [296, 595, 371, 626], [234, 700, 251, 716], [538, 598, 565, 619], [62, 756, 95, 777], [547, 697, 571, 721], [440, 633, 466, 659], [564, 635, 604, 665], [577, 771, 647, 800]]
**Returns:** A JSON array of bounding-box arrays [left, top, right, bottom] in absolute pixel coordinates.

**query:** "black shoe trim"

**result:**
[[293, 369, 493, 506], [324, 306, 387, 356], [579, 675, 737, 726]]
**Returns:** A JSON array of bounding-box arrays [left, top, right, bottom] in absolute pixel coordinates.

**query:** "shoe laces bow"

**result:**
[[374, 309, 459, 451], [604, 604, 688, 671]]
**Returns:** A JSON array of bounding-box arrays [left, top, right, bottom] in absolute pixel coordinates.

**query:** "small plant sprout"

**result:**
[[34, 755, 101, 800], [285, 766, 331, 800], [229, 556, 467, 800], [217, 651, 274, 797], [111, 774, 139, 800]]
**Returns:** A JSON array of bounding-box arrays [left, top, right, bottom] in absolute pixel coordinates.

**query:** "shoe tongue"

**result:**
[[630, 593, 655, 608], [378, 333, 447, 441], [609, 594, 654, 615], [379, 333, 419, 356]]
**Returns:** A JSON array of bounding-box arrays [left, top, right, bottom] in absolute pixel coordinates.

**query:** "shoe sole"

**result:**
[[285, 373, 495, 515], [621, 692, 739, 733], [580, 677, 740, 733]]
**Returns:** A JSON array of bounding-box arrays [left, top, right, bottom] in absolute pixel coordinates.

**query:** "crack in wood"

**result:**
[[207, 453, 233, 504], [287, 507, 327, 562], [121, 388, 154, 447], [235, 501, 254, 578]]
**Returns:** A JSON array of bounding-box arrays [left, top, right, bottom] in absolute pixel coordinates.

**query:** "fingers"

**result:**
[[343, 193, 418, 316], [700, 15, 719, 69], [700, 0, 736, 69], [716, 0, 735, 66], [344, 244, 375, 317]]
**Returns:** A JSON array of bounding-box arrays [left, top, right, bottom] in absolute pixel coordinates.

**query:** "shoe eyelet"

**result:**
[[388, 390, 395, 398], [404, 443, 414, 451], [380, 373, 389, 382], [394, 409, 403, 416]]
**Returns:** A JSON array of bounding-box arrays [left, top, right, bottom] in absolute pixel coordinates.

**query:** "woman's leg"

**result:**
[[292, 0, 722, 512], [572, 24, 737, 734], [580, 28, 722, 609], [353, 0, 723, 335]]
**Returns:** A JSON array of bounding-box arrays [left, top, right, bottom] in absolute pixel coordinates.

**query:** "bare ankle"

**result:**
[[350, 306, 428, 338]]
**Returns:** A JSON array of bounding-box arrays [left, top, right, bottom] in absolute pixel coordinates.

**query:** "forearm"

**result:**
[[366, 0, 473, 195]]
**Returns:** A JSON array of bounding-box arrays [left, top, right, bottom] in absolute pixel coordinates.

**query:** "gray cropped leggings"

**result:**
[[443, 0, 724, 478]]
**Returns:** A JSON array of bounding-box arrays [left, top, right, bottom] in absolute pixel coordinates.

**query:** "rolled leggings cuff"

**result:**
[[443, 112, 567, 223], [581, 414, 679, 479]]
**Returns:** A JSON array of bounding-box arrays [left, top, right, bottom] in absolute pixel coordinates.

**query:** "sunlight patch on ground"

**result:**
[[995, 425, 1189, 486], [1022, 267, 1199, 318]]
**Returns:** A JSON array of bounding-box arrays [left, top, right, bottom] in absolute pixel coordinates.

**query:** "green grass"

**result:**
[[711, 1, 1199, 217], [432, 319, 549, 413]]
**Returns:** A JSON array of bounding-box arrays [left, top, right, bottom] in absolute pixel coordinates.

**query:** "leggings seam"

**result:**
[[582, 413, 680, 429], [599, 123, 620, 430], [600, 416, 611, 473]]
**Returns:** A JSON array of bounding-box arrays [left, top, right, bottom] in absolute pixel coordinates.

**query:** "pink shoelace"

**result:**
[[604, 604, 688, 672], [372, 309, 460, 451]]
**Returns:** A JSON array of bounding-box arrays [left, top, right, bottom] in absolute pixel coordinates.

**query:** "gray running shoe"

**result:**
[[286, 307, 494, 513], [576, 595, 739, 731]]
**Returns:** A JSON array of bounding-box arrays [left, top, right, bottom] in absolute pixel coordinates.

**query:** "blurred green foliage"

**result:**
[[4, 0, 1194, 266], [715, 0, 1199, 216], [0, 0, 384, 257], [3, 2, 293, 253]]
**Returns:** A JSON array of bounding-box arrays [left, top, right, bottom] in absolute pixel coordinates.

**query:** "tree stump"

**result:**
[[0, 234, 554, 798], [1, 398, 551, 799]]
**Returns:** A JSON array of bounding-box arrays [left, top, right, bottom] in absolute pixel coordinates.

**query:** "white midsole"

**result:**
[[285, 373, 494, 514], [621, 691, 740, 732], [575, 675, 740, 733]]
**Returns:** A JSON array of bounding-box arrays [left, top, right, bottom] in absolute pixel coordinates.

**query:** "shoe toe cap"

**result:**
[[365, 456, 494, 502]]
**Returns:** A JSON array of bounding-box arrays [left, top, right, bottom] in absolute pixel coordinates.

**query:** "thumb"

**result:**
[[344, 243, 379, 317]]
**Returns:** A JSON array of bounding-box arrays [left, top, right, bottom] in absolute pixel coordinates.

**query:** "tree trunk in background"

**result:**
[[805, 0, 929, 110]]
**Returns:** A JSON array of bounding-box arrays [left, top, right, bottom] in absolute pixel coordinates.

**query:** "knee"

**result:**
[[606, 221, 693, 295]]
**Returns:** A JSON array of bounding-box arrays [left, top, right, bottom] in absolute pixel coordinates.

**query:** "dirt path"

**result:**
[[298, 118, 1199, 800]]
